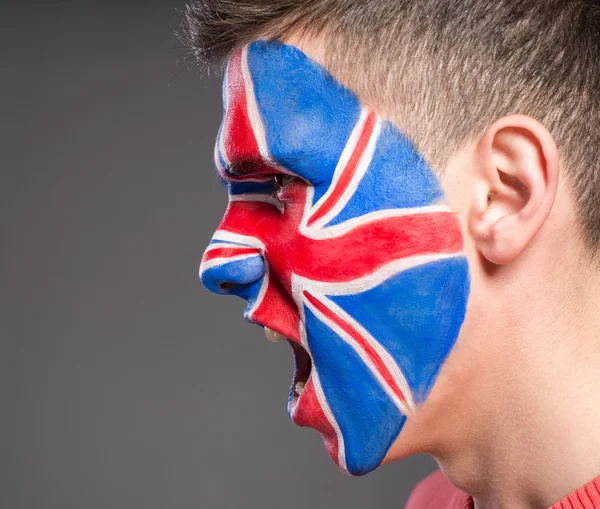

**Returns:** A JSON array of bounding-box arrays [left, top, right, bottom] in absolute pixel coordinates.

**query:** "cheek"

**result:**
[[303, 253, 469, 475], [334, 256, 469, 399]]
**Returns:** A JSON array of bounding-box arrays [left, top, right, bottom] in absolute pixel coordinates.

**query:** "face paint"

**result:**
[[199, 41, 470, 476]]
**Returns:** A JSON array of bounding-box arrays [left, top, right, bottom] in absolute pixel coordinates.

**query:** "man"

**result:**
[[182, 0, 600, 507]]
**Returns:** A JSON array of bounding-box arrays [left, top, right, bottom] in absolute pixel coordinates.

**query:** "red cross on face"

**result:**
[[202, 181, 462, 334]]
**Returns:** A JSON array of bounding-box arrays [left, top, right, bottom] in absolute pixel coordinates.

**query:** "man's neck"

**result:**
[[435, 267, 600, 509]]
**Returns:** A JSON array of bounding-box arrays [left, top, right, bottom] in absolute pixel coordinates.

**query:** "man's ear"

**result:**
[[468, 115, 560, 265]]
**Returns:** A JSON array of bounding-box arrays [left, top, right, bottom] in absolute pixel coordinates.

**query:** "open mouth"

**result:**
[[264, 327, 341, 468], [287, 340, 312, 413], [264, 327, 313, 416]]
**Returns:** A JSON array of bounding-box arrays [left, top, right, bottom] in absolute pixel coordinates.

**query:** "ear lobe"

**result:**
[[468, 115, 559, 265]]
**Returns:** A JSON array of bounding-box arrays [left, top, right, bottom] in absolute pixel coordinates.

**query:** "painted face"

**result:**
[[199, 41, 470, 476]]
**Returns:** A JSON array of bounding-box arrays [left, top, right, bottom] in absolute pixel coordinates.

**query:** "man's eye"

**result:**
[[273, 174, 295, 192]]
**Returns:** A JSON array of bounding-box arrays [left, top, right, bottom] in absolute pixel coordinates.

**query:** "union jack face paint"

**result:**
[[199, 41, 470, 476]]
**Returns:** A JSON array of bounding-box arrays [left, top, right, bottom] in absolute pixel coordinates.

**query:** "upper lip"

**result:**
[[257, 319, 301, 345]]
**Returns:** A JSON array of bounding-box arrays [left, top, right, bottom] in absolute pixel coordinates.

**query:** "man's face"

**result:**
[[199, 40, 470, 476]]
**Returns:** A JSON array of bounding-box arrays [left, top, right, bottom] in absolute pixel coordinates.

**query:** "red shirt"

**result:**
[[406, 470, 600, 509]]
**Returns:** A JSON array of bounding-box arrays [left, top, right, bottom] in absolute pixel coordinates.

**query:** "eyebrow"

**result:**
[[225, 159, 264, 176]]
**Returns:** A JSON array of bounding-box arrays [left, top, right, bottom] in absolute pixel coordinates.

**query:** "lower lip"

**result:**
[[288, 374, 344, 472]]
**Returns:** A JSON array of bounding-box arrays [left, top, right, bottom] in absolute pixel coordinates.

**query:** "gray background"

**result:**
[[1, 1, 437, 507]]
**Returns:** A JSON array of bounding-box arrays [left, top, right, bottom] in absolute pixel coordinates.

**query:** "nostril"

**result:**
[[200, 250, 265, 296]]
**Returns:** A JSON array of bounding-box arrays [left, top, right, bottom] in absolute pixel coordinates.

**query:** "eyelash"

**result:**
[[223, 164, 298, 195], [224, 162, 295, 189]]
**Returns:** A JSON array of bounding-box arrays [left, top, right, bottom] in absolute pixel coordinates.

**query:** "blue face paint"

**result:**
[[199, 40, 471, 476]]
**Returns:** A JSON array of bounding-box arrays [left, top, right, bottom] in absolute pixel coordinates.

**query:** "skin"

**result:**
[[200, 40, 470, 476], [202, 34, 600, 509]]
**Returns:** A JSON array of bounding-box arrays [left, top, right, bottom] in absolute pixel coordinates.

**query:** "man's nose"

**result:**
[[199, 240, 266, 297]]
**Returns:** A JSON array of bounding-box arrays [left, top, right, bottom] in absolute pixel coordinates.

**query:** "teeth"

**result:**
[[295, 381, 305, 395], [265, 327, 287, 343]]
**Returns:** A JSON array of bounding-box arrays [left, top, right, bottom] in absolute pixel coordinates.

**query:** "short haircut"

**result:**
[[179, 0, 600, 258]]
